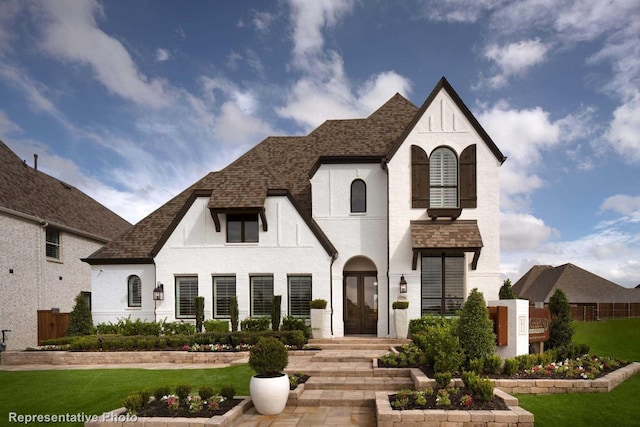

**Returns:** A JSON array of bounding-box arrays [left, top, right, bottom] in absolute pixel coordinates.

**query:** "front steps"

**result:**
[[287, 337, 412, 408]]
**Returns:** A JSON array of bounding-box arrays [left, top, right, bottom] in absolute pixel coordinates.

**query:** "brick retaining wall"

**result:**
[[0, 350, 248, 365]]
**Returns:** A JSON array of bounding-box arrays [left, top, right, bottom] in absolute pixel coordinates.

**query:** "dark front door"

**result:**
[[344, 272, 378, 334]]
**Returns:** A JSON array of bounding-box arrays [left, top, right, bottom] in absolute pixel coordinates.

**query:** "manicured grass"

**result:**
[[517, 318, 640, 427], [0, 365, 254, 427]]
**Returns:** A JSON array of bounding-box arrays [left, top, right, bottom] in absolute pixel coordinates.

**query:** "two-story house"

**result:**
[[84, 77, 506, 337], [0, 140, 131, 350]]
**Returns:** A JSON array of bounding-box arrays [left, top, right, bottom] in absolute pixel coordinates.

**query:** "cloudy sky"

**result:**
[[1, 0, 639, 287]]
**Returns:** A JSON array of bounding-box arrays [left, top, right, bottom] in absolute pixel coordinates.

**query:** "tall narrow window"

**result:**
[[251, 275, 273, 317], [429, 147, 458, 208], [227, 214, 259, 242], [127, 275, 142, 307], [421, 255, 464, 316], [288, 276, 312, 318], [213, 276, 236, 318], [176, 276, 198, 318], [45, 228, 60, 259], [350, 179, 366, 213]]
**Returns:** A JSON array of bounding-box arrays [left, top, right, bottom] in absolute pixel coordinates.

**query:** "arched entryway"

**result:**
[[343, 256, 378, 335]]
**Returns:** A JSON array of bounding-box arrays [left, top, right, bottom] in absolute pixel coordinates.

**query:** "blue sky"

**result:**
[[1, 0, 639, 287]]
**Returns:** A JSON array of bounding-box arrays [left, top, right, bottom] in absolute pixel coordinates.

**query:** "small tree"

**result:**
[[499, 279, 516, 300], [548, 288, 573, 349], [271, 295, 282, 332], [458, 288, 496, 362], [66, 292, 93, 336], [195, 296, 205, 333], [230, 296, 239, 332]]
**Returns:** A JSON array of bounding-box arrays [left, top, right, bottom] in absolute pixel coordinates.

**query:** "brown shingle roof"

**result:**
[[0, 139, 131, 242], [513, 263, 640, 303], [85, 92, 419, 263], [410, 220, 483, 250]]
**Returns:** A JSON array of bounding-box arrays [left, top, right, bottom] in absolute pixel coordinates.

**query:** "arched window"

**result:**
[[128, 275, 142, 307], [350, 179, 366, 213], [429, 147, 458, 208]]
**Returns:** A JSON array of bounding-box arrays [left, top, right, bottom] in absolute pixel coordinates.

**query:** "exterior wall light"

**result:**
[[153, 282, 164, 301], [399, 275, 407, 294]]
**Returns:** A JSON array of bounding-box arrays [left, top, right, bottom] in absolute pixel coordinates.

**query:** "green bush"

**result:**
[[499, 279, 516, 299], [230, 296, 239, 332], [392, 301, 409, 309], [434, 372, 452, 388], [461, 370, 478, 389], [175, 384, 191, 400], [66, 293, 93, 336], [271, 295, 282, 332], [122, 393, 144, 415], [502, 358, 518, 376], [309, 299, 327, 309], [281, 316, 311, 338], [418, 319, 464, 373], [163, 321, 196, 335], [198, 385, 214, 400], [241, 317, 270, 332], [203, 320, 230, 333], [280, 330, 306, 347], [220, 385, 236, 400], [484, 354, 502, 375], [153, 385, 171, 401], [471, 376, 494, 402], [249, 337, 288, 376], [468, 358, 484, 374], [458, 288, 496, 363], [548, 288, 574, 349], [409, 315, 450, 336]]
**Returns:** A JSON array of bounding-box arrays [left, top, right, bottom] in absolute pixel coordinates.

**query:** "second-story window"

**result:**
[[350, 179, 367, 213], [227, 214, 259, 243], [45, 228, 61, 260], [430, 147, 458, 208]]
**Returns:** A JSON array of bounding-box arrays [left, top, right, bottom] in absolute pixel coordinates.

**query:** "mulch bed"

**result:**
[[136, 398, 243, 418], [389, 388, 509, 411]]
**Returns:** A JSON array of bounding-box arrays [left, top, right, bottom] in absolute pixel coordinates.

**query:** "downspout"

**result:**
[[329, 252, 337, 336], [39, 221, 49, 311], [382, 158, 390, 337]]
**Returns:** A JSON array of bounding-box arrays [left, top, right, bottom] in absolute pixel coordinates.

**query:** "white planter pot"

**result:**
[[250, 373, 289, 415], [394, 309, 408, 339], [310, 308, 327, 339]]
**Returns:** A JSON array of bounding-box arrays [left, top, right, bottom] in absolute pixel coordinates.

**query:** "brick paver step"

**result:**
[[304, 376, 414, 391], [295, 389, 379, 407]]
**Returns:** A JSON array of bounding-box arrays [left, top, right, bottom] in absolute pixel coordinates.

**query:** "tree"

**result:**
[[458, 288, 496, 362], [66, 293, 93, 336], [195, 296, 205, 333], [499, 279, 516, 299], [230, 296, 239, 332], [548, 288, 573, 349]]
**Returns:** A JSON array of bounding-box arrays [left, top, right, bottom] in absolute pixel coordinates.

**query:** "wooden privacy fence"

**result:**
[[37, 310, 69, 345], [570, 303, 640, 321]]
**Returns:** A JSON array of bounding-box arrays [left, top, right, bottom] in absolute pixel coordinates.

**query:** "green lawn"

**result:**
[[0, 365, 254, 427], [517, 318, 640, 427]]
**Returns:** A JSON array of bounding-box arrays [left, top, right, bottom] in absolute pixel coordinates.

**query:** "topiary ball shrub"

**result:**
[[175, 384, 191, 400], [220, 385, 236, 400], [249, 336, 289, 377], [198, 385, 214, 401]]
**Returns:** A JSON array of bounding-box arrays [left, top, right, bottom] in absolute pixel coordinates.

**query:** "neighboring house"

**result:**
[[84, 77, 506, 337], [513, 263, 640, 320], [0, 140, 131, 350]]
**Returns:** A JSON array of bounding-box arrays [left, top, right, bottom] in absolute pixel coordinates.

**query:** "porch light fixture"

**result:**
[[153, 282, 164, 301], [399, 275, 407, 294]]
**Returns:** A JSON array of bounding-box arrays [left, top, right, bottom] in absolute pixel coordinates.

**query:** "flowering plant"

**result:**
[[162, 394, 180, 410], [435, 389, 450, 407], [206, 394, 225, 411], [460, 394, 473, 408]]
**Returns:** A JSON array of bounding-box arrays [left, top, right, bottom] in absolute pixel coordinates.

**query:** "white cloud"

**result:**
[[251, 10, 276, 32], [155, 48, 171, 62], [35, 0, 172, 108], [418, 0, 505, 23], [501, 212, 558, 251], [483, 39, 549, 88], [605, 93, 640, 162], [0, 110, 23, 137], [600, 194, 640, 216]]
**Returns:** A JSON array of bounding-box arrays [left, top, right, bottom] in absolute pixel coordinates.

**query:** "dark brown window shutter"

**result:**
[[460, 144, 477, 208], [411, 145, 429, 208]]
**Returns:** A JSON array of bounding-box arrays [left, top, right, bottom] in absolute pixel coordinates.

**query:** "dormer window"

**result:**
[[350, 179, 367, 213], [429, 147, 458, 208], [227, 214, 259, 243]]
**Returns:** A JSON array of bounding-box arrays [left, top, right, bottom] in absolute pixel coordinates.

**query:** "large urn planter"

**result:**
[[309, 299, 328, 339], [393, 301, 409, 339], [249, 373, 290, 415], [248, 336, 289, 415]]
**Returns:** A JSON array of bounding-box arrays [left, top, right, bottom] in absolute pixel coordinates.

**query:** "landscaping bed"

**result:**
[[389, 387, 508, 411]]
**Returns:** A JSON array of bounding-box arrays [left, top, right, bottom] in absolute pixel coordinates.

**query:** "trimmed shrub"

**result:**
[[241, 317, 270, 332], [309, 299, 327, 309], [230, 296, 239, 332], [271, 295, 282, 332], [175, 384, 191, 400], [163, 321, 196, 335], [548, 288, 573, 349], [281, 316, 311, 339], [471, 377, 494, 402], [392, 301, 409, 309], [195, 297, 205, 333], [503, 358, 518, 376], [122, 393, 144, 415], [458, 288, 496, 363], [249, 337, 288, 376], [220, 385, 236, 400], [153, 385, 171, 401], [434, 372, 452, 388], [499, 279, 516, 299], [280, 330, 306, 347], [409, 315, 449, 336], [203, 319, 229, 333], [419, 318, 464, 373], [198, 385, 214, 401], [468, 358, 484, 374], [484, 354, 502, 375], [66, 293, 93, 336]]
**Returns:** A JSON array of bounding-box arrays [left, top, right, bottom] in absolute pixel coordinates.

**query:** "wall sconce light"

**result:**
[[153, 282, 164, 301], [399, 275, 407, 293]]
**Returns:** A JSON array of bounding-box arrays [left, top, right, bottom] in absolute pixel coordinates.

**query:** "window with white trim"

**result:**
[[213, 276, 236, 318], [127, 275, 142, 307], [430, 147, 458, 208], [251, 275, 273, 317], [45, 228, 60, 259], [176, 276, 198, 318], [421, 254, 464, 316], [288, 276, 312, 318]]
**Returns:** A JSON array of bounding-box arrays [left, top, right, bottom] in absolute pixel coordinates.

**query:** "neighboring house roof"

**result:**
[[0, 139, 131, 242], [85, 77, 504, 264], [513, 263, 640, 304]]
